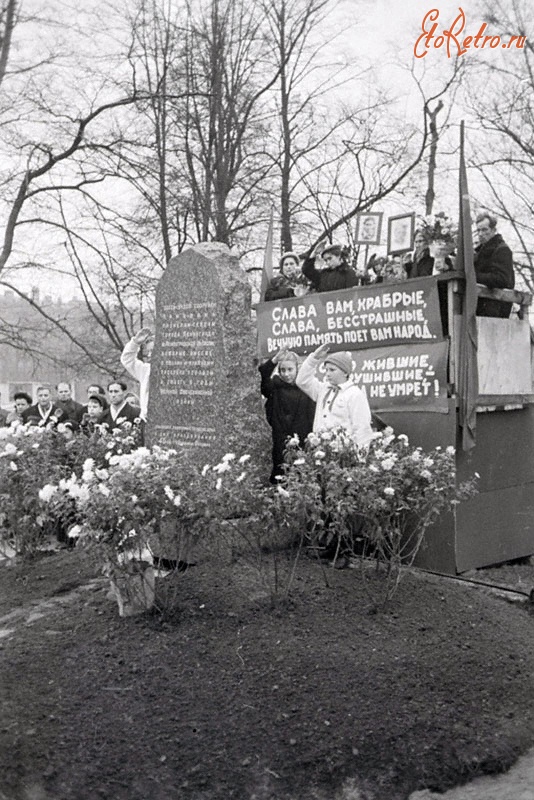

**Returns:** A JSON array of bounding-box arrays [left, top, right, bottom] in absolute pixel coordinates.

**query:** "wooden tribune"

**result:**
[[381, 273, 534, 573]]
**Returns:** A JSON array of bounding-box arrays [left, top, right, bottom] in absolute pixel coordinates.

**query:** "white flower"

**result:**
[[410, 450, 422, 463], [222, 453, 236, 462], [68, 484, 90, 504], [420, 469, 432, 480], [95, 468, 109, 480], [314, 449, 326, 460], [9, 461, 18, 471], [235, 472, 246, 482], [98, 484, 111, 497], [384, 487, 395, 497], [306, 432, 320, 447], [286, 434, 300, 447], [238, 454, 251, 464], [68, 524, 82, 539], [131, 495, 138, 503], [277, 486, 290, 498], [384, 426, 394, 437], [173, 495, 182, 507], [369, 464, 379, 473], [3, 443, 17, 455], [164, 485, 174, 501], [82, 458, 95, 472], [293, 458, 306, 466], [82, 471, 94, 484], [320, 430, 333, 441], [422, 457, 434, 468], [445, 446, 455, 456], [39, 484, 58, 502], [201, 464, 210, 476], [380, 458, 395, 471], [398, 434, 409, 445], [216, 478, 222, 491], [108, 454, 120, 466], [213, 461, 231, 473]]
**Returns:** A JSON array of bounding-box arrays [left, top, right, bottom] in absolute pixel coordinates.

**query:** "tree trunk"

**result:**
[[425, 100, 443, 216]]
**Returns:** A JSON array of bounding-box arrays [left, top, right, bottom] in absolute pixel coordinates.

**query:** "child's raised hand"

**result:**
[[272, 348, 289, 364], [313, 343, 330, 359], [134, 327, 153, 345]]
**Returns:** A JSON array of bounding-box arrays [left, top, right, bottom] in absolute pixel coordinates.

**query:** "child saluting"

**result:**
[[259, 349, 316, 484], [296, 344, 373, 450]]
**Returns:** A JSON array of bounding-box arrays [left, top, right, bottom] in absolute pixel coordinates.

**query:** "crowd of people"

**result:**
[[0, 323, 155, 435], [0, 380, 142, 436], [265, 213, 516, 319]]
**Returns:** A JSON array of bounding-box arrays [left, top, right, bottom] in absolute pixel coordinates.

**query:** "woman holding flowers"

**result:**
[[402, 230, 434, 279]]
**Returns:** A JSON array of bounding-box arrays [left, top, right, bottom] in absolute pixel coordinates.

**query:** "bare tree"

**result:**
[[0, 0, 16, 90], [466, 0, 533, 285], [179, 0, 291, 245]]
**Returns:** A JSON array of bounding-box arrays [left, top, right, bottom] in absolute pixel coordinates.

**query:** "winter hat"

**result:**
[[324, 351, 353, 375], [279, 251, 300, 271], [88, 394, 109, 410]]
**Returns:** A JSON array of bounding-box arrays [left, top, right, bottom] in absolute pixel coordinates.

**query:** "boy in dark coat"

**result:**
[[302, 244, 359, 293], [259, 349, 316, 484]]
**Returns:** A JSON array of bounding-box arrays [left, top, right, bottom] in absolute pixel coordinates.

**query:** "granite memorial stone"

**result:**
[[146, 242, 267, 463]]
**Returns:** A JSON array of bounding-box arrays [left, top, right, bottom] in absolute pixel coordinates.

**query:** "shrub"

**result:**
[[276, 427, 479, 604], [0, 420, 148, 558]]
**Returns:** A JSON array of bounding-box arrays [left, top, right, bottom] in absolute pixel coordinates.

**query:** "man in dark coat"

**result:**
[[302, 244, 359, 293], [99, 381, 141, 431], [21, 386, 63, 427], [56, 382, 85, 423], [474, 214, 515, 318]]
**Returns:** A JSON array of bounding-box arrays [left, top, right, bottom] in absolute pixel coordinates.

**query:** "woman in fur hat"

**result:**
[[265, 252, 309, 301]]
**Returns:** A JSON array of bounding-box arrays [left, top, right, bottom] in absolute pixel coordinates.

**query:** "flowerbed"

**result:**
[[1, 422, 478, 614]]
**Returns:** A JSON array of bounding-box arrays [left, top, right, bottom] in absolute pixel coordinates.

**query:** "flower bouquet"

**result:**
[[420, 212, 458, 271]]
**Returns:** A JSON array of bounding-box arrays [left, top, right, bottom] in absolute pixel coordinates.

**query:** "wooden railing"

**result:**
[[476, 285, 532, 319]]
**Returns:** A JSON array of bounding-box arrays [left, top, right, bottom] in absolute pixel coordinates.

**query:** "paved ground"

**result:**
[[409, 746, 534, 800]]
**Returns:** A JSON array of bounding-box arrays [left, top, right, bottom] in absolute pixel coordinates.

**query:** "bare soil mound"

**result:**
[[1, 549, 534, 800]]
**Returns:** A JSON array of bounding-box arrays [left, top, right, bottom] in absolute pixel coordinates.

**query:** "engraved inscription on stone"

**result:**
[[146, 243, 258, 459], [158, 301, 217, 399]]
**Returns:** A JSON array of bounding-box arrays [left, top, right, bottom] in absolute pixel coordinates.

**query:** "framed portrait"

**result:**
[[387, 213, 415, 255], [354, 212, 382, 245]]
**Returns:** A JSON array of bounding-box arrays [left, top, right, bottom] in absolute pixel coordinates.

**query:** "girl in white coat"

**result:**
[[296, 344, 373, 450]]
